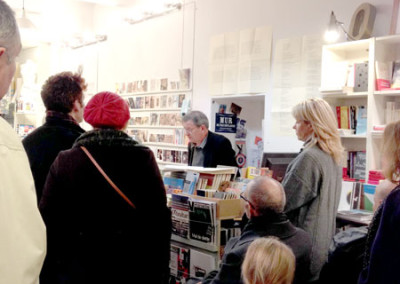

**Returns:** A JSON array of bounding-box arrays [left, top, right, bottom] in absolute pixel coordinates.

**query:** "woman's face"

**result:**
[[293, 119, 313, 142]]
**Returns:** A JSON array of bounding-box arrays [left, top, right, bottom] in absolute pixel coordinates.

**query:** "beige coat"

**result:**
[[0, 117, 46, 284]]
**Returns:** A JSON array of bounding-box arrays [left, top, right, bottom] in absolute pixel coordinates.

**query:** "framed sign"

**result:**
[[215, 113, 236, 133]]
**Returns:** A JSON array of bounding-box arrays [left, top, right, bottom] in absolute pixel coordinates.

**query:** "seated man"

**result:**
[[182, 110, 237, 168], [200, 176, 312, 284]]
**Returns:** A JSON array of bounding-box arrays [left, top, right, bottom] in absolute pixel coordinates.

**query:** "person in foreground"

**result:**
[[0, 1, 46, 283], [23, 71, 87, 203], [242, 237, 296, 284], [199, 176, 312, 284], [281, 98, 344, 281], [358, 121, 400, 284], [40, 92, 172, 283], [182, 110, 237, 167]]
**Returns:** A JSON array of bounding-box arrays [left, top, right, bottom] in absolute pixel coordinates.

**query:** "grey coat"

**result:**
[[282, 144, 342, 281]]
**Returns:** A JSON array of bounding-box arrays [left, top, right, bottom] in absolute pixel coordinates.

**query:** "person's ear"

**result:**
[[0, 47, 6, 58]]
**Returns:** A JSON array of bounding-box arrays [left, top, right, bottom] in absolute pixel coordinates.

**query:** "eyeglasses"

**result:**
[[240, 192, 255, 209], [184, 126, 200, 134]]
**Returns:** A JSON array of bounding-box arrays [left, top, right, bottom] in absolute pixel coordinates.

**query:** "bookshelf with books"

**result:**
[[121, 90, 192, 166], [320, 35, 400, 179], [117, 69, 192, 167], [163, 165, 243, 282]]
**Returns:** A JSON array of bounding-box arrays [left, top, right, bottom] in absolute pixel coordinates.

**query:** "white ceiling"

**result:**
[[7, 0, 140, 13]]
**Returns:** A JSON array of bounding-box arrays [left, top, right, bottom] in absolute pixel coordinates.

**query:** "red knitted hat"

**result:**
[[84, 91, 130, 129]]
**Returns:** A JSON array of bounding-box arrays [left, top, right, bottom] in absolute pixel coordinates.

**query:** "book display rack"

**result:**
[[163, 165, 243, 283]]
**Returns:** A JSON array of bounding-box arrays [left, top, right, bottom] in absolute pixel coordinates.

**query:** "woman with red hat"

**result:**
[[39, 91, 171, 284]]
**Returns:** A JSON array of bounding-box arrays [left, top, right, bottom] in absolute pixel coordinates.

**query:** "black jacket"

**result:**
[[39, 129, 172, 284], [22, 113, 85, 202], [202, 214, 312, 284], [188, 131, 237, 168]]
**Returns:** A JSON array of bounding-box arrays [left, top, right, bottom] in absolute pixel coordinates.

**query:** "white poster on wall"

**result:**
[[209, 26, 272, 95]]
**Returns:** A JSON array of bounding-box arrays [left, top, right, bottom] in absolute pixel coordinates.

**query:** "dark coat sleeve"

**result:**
[[203, 132, 237, 168], [202, 237, 247, 284], [358, 188, 400, 284]]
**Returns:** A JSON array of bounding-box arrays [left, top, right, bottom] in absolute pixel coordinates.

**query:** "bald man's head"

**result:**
[[246, 176, 286, 215]]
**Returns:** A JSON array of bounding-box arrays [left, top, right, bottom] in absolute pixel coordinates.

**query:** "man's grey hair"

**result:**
[[247, 176, 286, 214], [182, 110, 209, 129], [0, 0, 20, 53]]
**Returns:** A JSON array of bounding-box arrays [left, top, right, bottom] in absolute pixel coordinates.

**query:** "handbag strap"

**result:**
[[80, 146, 136, 209]]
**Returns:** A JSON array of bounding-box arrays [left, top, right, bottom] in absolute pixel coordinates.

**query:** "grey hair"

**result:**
[[0, 0, 20, 52], [182, 110, 209, 129], [247, 176, 286, 214]]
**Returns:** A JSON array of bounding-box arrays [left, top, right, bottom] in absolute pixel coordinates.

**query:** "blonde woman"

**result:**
[[242, 237, 295, 284], [359, 121, 400, 283], [281, 98, 344, 281]]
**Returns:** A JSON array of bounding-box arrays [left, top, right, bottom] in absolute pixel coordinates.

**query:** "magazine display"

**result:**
[[171, 194, 217, 245]]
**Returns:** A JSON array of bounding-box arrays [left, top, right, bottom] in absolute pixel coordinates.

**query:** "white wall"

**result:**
[[16, 0, 396, 152], [191, 0, 394, 152]]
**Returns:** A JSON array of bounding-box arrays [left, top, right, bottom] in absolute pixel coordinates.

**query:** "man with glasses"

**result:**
[[0, 1, 46, 283], [182, 110, 237, 168], [199, 176, 312, 284]]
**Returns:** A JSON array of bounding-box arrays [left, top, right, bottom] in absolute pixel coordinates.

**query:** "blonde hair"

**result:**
[[292, 98, 344, 164], [382, 121, 400, 183], [242, 237, 295, 284]]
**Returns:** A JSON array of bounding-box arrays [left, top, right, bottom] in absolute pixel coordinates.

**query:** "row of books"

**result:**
[[335, 105, 367, 135], [127, 128, 188, 146], [343, 151, 366, 181], [126, 93, 187, 110], [338, 180, 376, 213], [163, 165, 238, 195], [375, 61, 400, 90], [128, 112, 183, 127]]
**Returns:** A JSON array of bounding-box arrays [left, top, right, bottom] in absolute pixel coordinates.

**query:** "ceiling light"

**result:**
[[16, 0, 36, 30]]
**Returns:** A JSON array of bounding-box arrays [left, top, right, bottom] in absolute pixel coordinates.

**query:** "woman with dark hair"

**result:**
[[40, 92, 171, 283]]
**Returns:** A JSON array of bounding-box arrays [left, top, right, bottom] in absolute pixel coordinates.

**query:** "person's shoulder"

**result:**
[[0, 118, 25, 150], [208, 131, 230, 143]]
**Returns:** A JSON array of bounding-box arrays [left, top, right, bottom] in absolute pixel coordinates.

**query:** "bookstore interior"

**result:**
[[3, 0, 400, 282]]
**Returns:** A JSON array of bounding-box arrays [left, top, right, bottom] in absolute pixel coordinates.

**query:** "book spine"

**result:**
[[336, 106, 341, 128]]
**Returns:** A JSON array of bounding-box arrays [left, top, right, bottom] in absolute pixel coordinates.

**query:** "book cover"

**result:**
[[350, 182, 363, 210], [171, 194, 190, 239], [338, 180, 354, 211], [375, 61, 393, 90], [362, 184, 376, 212], [354, 62, 368, 92], [183, 171, 200, 195], [392, 61, 400, 88], [353, 151, 366, 180], [336, 106, 341, 128], [355, 106, 367, 135], [340, 106, 349, 129], [163, 177, 185, 194], [189, 200, 216, 243]]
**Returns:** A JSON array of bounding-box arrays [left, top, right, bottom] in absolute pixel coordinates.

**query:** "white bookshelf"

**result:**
[[321, 35, 400, 176]]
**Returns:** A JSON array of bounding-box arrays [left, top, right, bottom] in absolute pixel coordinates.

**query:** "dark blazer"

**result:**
[[39, 129, 172, 284], [188, 131, 237, 168], [22, 113, 85, 202], [202, 214, 312, 284]]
